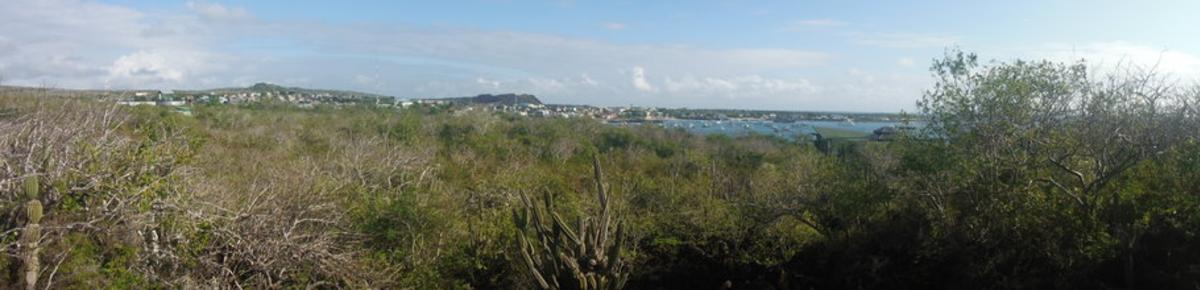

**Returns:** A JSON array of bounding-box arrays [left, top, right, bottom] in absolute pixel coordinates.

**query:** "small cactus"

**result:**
[[23, 175, 39, 201], [513, 156, 630, 290], [25, 201, 42, 225], [21, 175, 42, 290]]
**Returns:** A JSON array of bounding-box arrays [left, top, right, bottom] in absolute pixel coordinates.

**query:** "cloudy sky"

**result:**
[[1, 0, 1198, 111]]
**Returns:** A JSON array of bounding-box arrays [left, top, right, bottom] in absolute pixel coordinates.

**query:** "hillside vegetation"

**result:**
[[1, 51, 1199, 289]]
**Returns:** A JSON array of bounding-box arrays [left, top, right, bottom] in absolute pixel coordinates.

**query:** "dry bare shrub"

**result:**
[[0, 96, 441, 288], [159, 158, 372, 288], [151, 111, 438, 288], [0, 95, 193, 288], [327, 136, 436, 193]]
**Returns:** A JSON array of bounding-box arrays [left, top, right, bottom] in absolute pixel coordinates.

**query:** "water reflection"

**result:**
[[653, 119, 921, 139]]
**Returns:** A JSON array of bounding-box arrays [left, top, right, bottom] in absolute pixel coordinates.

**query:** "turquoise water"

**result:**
[[654, 119, 920, 139]]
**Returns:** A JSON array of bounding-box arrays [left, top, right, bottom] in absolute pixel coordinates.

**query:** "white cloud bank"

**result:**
[[0, 0, 858, 109], [1034, 42, 1200, 79], [1, 0, 1195, 111], [631, 66, 655, 92]]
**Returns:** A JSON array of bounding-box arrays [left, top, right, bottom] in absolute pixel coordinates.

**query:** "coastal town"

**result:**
[[105, 83, 914, 125], [88, 82, 921, 143]]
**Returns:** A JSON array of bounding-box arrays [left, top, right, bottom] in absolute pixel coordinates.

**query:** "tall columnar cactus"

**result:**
[[21, 175, 42, 290], [513, 156, 630, 290]]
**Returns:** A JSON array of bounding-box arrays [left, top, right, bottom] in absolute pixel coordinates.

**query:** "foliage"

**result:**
[[0, 50, 1197, 289]]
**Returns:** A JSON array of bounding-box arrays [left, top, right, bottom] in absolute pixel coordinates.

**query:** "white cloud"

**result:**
[[580, 73, 599, 86], [0, 0, 926, 111], [821, 69, 930, 111], [737, 75, 818, 93], [664, 75, 817, 95], [0, 0, 245, 89], [631, 66, 655, 92], [665, 76, 736, 93], [292, 25, 832, 79], [455, 75, 606, 96], [475, 77, 501, 88], [108, 50, 185, 83], [106, 49, 223, 88], [0, 0, 833, 93], [897, 57, 916, 68], [1033, 42, 1200, 79]]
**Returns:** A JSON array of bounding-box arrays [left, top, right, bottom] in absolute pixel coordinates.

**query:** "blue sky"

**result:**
[[2, 0, 1198, 111]]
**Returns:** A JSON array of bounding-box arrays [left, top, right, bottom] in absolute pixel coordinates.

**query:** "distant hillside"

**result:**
[[437, 93, 542, 106], [177, 82, 389, 99], [0, 83, 390, 101], [0, 85, 157, 99]]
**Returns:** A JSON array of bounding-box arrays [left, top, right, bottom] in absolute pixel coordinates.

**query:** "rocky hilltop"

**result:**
[[180, 82, 389, 100], [438, 93, 542, 106]]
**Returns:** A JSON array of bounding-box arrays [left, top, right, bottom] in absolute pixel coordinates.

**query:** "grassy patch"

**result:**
[[813, 126, 870, 139]]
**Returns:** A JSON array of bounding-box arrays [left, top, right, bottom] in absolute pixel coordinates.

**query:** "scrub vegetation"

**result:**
[[1, 51, 1198, 289]]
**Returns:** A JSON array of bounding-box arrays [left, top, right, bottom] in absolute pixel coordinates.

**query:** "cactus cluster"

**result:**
[[513, 157, 630, 290], [21, 175, 42, 290]]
